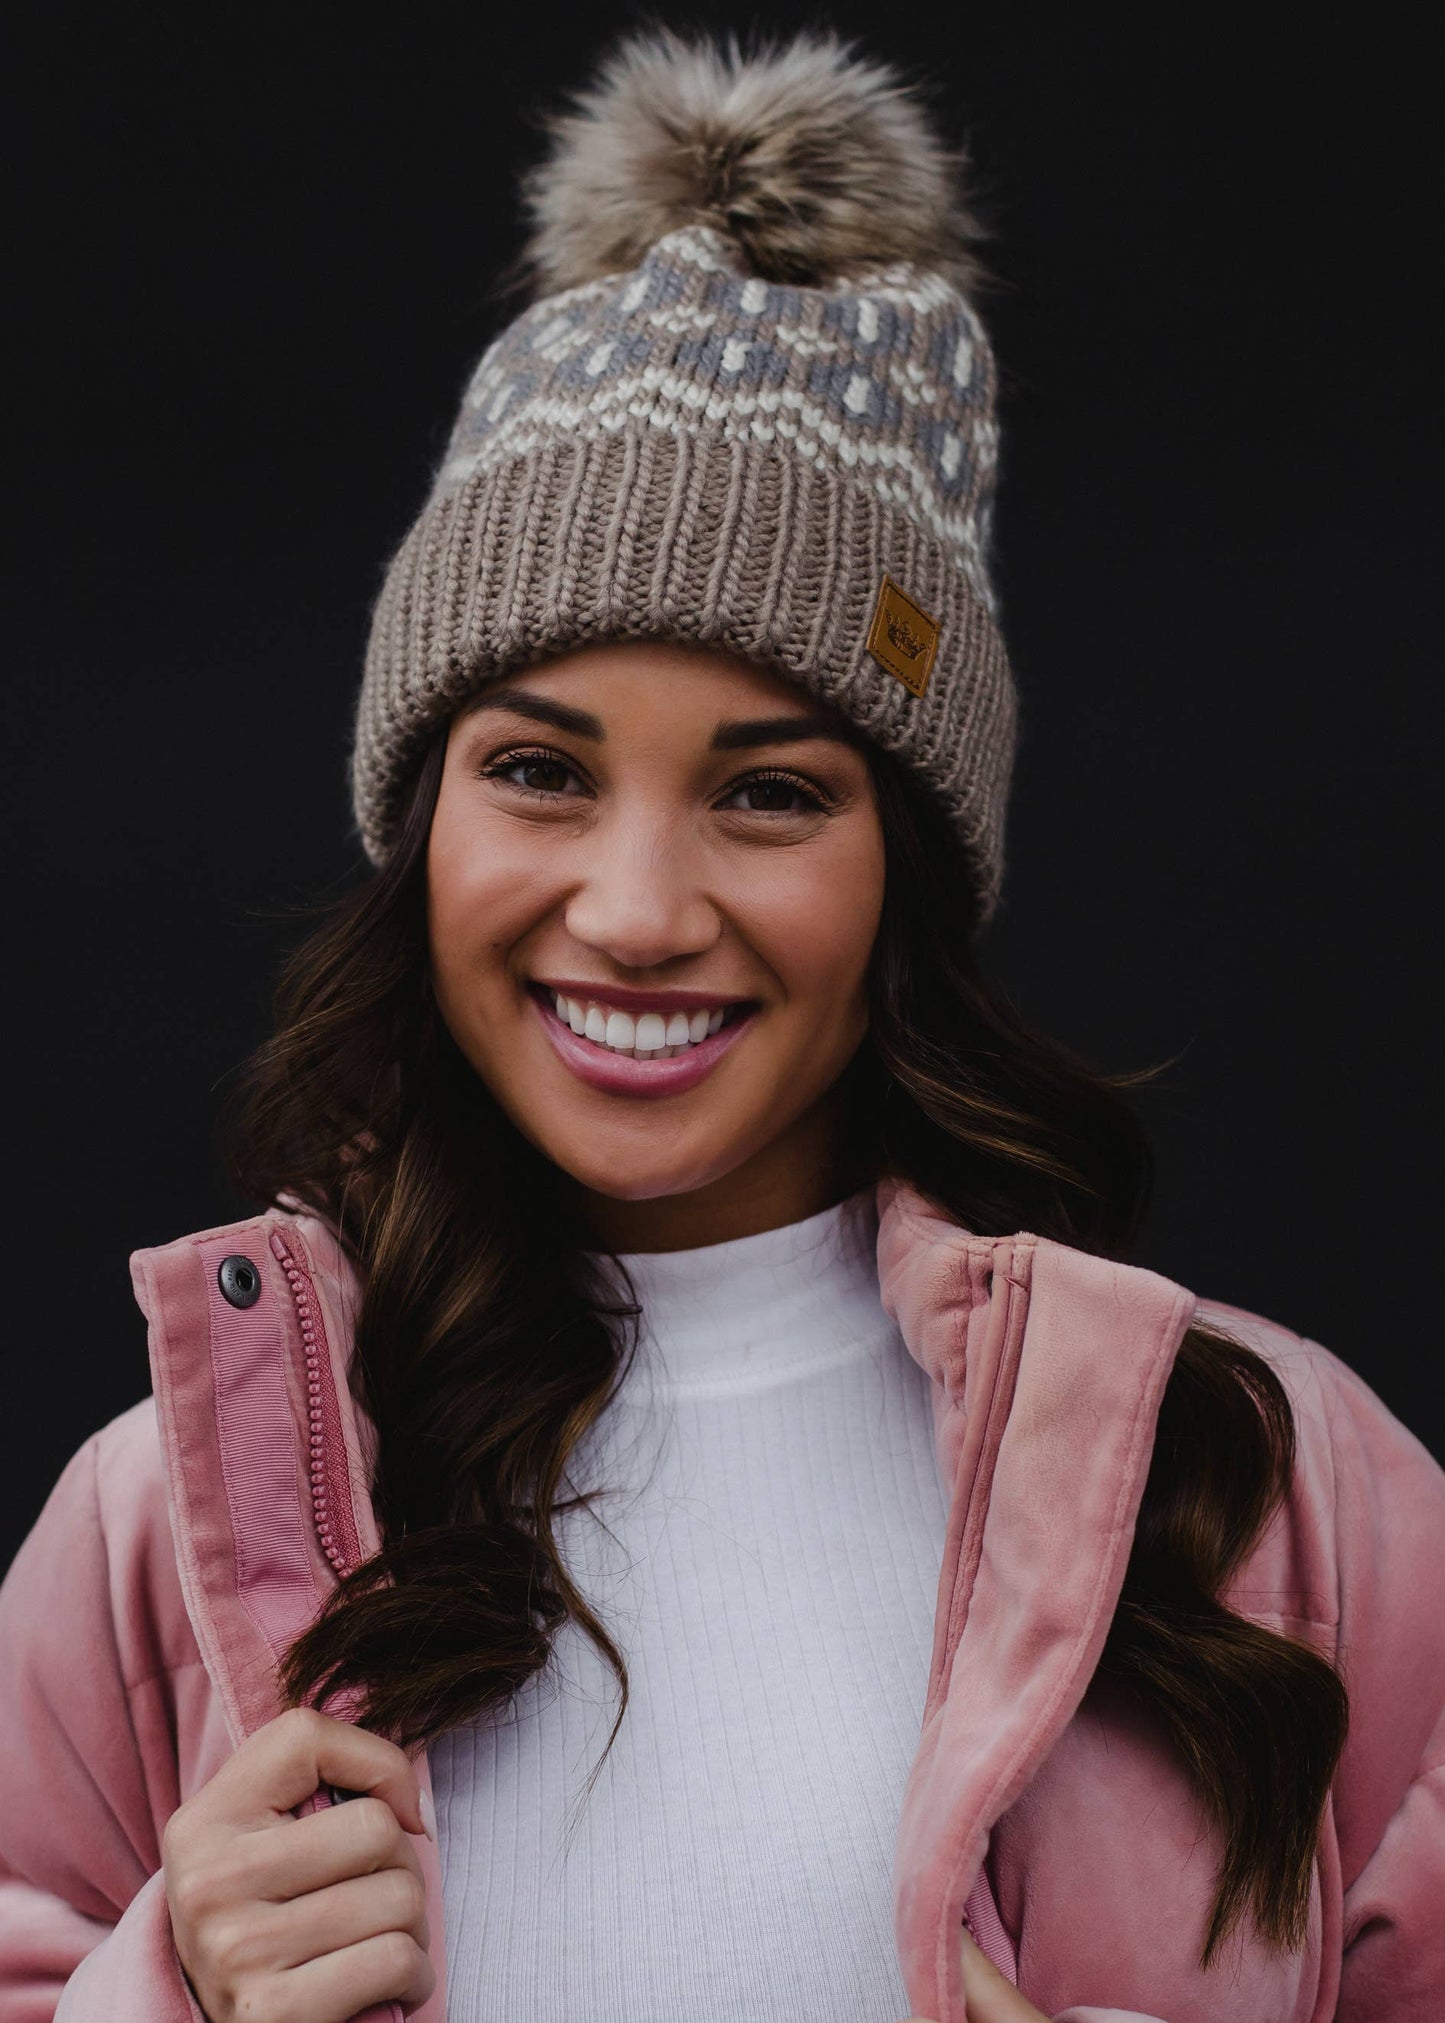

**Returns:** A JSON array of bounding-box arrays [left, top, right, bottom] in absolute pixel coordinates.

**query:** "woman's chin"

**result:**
[[557, 1155, 733, 1209], [533, 1125, 753, 1212]]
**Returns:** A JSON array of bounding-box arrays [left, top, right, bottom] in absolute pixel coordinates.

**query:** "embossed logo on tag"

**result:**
[[865, 574, 939, 697]]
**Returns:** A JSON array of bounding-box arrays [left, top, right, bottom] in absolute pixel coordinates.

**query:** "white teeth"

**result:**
[[544, 990, 743, 1058], [634, 1012, 667, 1052]]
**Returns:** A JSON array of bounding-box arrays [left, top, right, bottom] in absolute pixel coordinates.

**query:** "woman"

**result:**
[[1, 29, 1441, 2023]]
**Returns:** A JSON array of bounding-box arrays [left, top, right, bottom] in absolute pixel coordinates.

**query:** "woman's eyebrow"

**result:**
[[710, 714, 856, 751], [464, 690, 605, 739], [463, 691, 854, 751]]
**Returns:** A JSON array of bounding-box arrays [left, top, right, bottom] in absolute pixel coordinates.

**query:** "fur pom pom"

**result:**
[[519, 29, 986, 299]]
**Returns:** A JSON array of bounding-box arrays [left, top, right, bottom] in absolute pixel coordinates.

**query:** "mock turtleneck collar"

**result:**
[[585, 1186, 890, 1394]]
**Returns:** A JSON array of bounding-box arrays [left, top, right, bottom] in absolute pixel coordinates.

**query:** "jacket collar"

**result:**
[[873, 1178, 1199, 2016]]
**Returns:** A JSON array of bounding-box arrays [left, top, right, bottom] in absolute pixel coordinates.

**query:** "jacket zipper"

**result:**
[[269, 1229, 364, 1578], [268, 1232, 403, 2023], [944, 1259, 1021, 1978]]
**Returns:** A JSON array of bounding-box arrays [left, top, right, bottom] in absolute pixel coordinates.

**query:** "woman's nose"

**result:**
[[561, 830, 721, 971]]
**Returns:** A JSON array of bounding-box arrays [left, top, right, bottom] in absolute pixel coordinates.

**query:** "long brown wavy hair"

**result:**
[[227, 723, 1348, 1971]]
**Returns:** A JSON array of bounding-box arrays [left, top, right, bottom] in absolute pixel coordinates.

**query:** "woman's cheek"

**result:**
[[430, 823, 549, 970], [746, 840, 883, 1016]]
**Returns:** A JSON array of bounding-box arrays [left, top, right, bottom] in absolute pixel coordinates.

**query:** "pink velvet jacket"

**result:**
[[2, 1178, 1443, 2023]]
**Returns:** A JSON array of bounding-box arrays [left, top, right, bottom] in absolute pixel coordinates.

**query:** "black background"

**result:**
[[5, 6, 1440, 1569]]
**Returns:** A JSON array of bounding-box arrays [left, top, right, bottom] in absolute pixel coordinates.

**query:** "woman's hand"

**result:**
[[162, 1705, 436, 2023], [900, 1923, 1051, 2023]]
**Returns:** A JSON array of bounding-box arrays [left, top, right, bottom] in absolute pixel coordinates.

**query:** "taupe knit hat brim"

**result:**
[[355, 419, 1014, 920]]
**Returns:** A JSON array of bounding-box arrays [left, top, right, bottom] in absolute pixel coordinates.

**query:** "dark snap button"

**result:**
[[218, 1254, 262, 1309]]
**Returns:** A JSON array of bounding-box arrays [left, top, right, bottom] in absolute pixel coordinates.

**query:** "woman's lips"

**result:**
[[530, 987, 756, 1098]]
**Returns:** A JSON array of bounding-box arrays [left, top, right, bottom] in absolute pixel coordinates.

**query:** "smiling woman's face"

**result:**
[[425, 639, 887, 1248]]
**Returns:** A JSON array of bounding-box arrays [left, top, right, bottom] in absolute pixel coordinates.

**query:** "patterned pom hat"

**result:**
[[351, 30, 1016, 923]]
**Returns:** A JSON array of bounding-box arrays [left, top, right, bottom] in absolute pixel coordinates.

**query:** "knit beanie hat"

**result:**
[[352, 30, 1017, 923]]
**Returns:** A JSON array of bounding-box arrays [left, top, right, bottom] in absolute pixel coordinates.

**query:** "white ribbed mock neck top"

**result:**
[[429, 1185, 951, 2021]]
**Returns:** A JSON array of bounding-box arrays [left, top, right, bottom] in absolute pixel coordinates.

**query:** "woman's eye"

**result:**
[[723, 772, 828, 815], [484, 751, 582, 797]]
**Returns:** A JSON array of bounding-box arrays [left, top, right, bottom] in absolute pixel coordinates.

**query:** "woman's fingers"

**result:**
[[253, 1864, 430, 1970], [208, 1705, 428, 1837], [894, 1931, 1050, 2023], [246, 1928, 436, 2023], [957, 1925, 1050, 2021], [162, 1705, 436, 2023], [234, 1793, 429, 1901]]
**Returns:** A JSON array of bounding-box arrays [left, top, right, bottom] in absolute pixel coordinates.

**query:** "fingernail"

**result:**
[[419, 1786, 437, 1842]]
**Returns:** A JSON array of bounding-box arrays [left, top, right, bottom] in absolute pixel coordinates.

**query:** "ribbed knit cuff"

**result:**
[[353, 421, 1014, 919]]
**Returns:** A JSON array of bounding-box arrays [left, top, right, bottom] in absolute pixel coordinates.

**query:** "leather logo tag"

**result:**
[[866, 574, 939, 697]]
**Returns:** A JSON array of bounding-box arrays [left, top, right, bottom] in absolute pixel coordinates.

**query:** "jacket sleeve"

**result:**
[[1048, 1336, 1445, 2023], [1335, 1709, 1445, 2018], [0, 1410, 211, 2022], [1322, 1345, 1445, 2020]]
